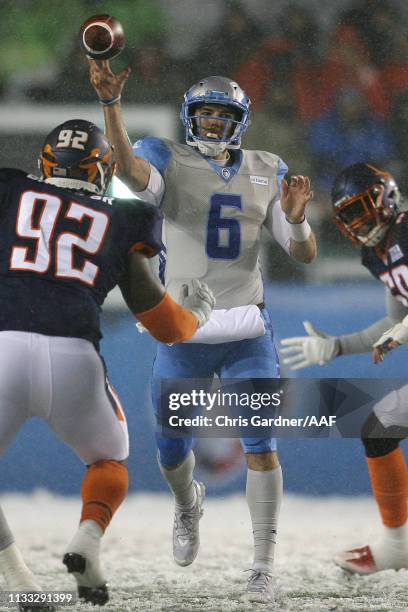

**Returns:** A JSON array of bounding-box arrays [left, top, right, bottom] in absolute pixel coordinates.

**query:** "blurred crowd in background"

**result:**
[[1, 0, 407, 276]]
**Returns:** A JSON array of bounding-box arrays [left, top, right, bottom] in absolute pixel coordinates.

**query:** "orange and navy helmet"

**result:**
[[331, 163, 400, 247], [39, 119, 115, 194]]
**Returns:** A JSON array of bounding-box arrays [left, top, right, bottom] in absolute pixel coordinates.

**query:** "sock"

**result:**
[[246, 466, 283, 572], [0, 543, 41, 590], [81, 460, 128, 532], [371, 523, 408, 570], [158, 451, 196, 510], [382, 523, 408, 549], [65, 520, 105, 587], [0, 507, 40, 590], [0, 506, 14, 551], [366, 448, 408, 528]]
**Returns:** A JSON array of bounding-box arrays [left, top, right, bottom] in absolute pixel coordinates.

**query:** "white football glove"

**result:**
[[280, 321, 339, 370], [179, 279, 216, 328], [373, 316, 408, 349]]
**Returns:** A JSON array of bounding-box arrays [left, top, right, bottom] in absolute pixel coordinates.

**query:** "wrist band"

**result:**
[[334, 338, 341, 356], [285, 215, 305, 224], [98, 94, 121, 106], [286, 216, 311, 242]]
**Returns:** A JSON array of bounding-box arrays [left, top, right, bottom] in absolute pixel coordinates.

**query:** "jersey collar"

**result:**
[[200, 149, 243, 183]]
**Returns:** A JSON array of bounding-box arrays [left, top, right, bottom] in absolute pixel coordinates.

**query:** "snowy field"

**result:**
[[1, 492, 407, 612]]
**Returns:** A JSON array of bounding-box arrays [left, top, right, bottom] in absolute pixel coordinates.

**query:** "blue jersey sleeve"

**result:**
[[132, 137, 172, 178], [277, 158, 289, 192]]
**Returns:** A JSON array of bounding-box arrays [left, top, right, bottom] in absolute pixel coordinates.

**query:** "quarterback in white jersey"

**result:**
[[89, 63, 316, 602], [132, 137, 294, 308]]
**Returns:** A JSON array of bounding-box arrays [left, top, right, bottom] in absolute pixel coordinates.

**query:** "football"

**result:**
[[79, 14, 125, 60]]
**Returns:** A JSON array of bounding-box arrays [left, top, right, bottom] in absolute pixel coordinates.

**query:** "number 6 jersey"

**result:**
[[133, 137, 292, 309], [0, 168, 162, 348]]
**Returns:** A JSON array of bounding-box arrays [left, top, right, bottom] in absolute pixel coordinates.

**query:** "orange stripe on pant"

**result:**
[[367, 447, 408, 528], [81, 460, 129, 532], [106, 379, 125, 422]]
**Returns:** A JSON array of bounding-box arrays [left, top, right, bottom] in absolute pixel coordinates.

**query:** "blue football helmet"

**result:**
[[332, 163, 400, 246], [180, 76, 251, 157]]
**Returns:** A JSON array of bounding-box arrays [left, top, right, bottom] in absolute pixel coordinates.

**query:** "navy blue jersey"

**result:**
[[0, 169, 162, 347], [362, 212, 408, 306]]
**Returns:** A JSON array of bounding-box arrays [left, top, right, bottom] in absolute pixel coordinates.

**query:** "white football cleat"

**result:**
[[173, 480, 205, 567], [242, 569, 274, 603]]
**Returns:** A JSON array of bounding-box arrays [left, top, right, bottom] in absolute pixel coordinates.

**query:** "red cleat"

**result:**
[[334, 545, 378, 574]]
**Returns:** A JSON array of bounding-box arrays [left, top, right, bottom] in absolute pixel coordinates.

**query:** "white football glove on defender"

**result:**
[[179, 279, 216, 328], [280, 321, 339, 370], [373, 316, 408, 349]]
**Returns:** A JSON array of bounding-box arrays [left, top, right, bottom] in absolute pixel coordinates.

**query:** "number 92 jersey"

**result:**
[[0, 168, 162, 348]]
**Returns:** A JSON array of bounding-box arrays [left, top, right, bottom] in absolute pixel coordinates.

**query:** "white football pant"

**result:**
[[374, 383, 408, 429], [0, 331, 129, 464]]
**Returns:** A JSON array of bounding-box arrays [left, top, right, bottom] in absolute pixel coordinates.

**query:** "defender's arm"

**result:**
[[280, 289, 407, 370], [119, 252, 214, 343]]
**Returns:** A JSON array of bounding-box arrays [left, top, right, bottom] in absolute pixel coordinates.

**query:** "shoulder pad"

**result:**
[[114, 197, 161, 219], [132, 137, 172, 177], [245, 150, 282, 166], [0, 168, 29, 184], [121, 198, 163, 258]]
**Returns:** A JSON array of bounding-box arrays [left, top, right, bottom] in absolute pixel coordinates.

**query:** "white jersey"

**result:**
[[133, 137, 291, 309]]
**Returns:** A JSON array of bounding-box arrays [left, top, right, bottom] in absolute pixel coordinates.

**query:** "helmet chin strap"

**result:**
[[44, 177, 101, 194], [359, 224, 389, 247], [195, 140, 228, 157]]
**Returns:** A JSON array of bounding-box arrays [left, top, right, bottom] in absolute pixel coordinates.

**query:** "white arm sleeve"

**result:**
[[135, 163, 165, 207], [263, 197, 291, 254]]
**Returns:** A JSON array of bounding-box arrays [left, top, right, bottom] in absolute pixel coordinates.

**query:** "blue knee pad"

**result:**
[[240, 436, 277, 454], [156, 433, 193, 468]]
